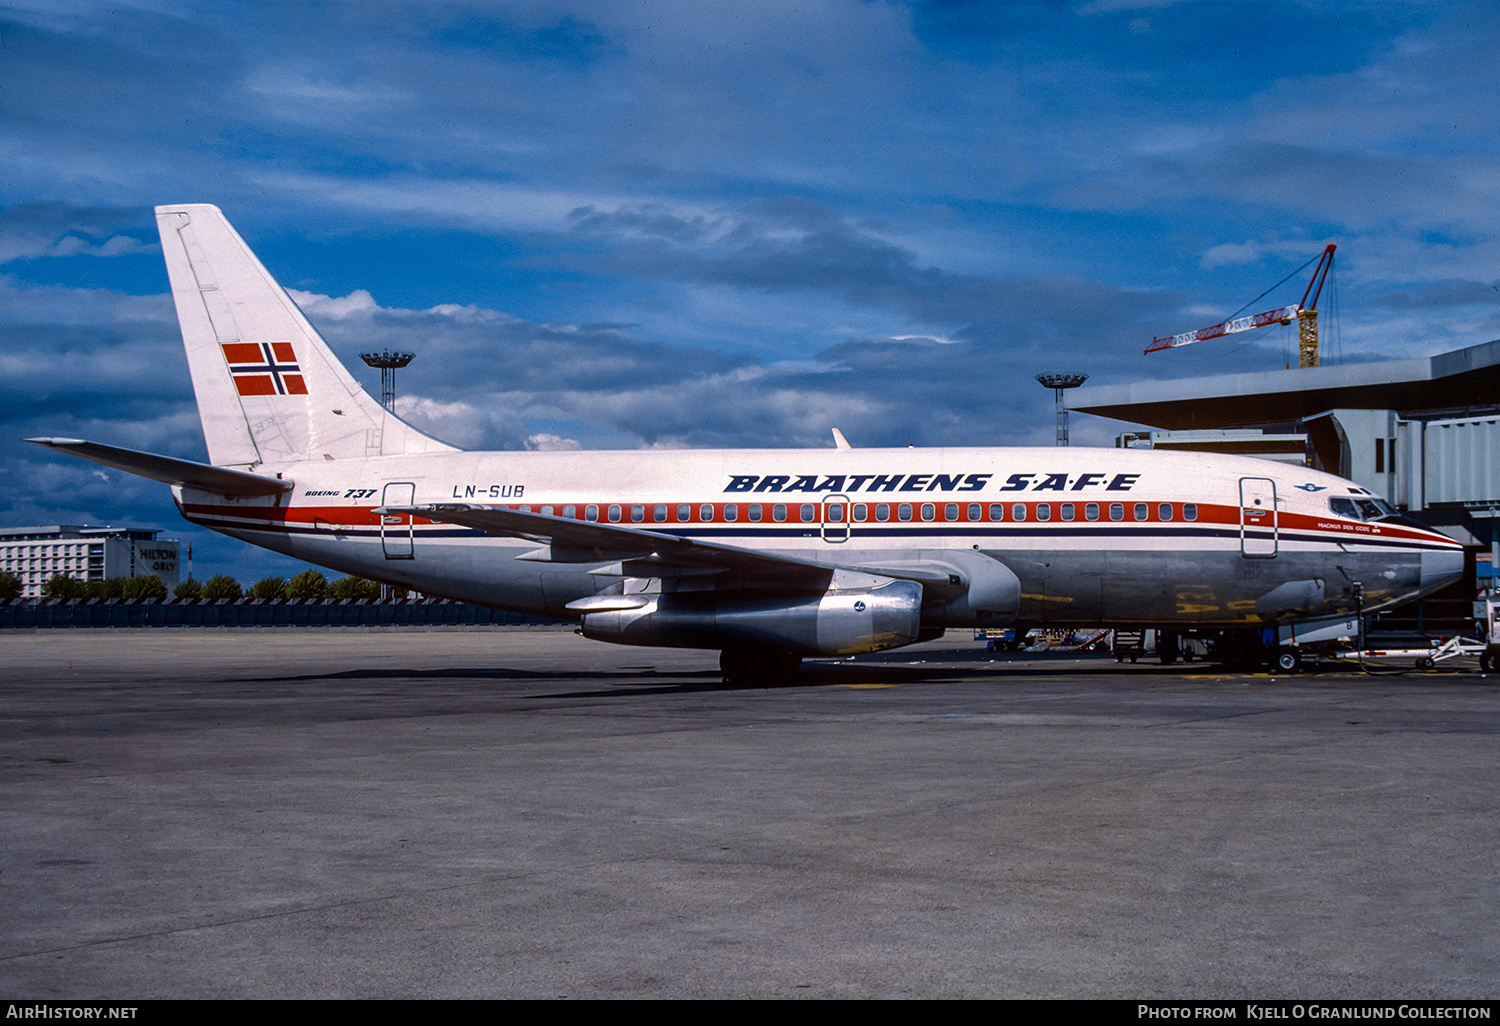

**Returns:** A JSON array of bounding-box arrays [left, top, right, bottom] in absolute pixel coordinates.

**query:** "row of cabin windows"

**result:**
[[511, 501, 1199, 524]]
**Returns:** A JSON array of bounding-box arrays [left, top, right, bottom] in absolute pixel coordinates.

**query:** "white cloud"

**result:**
[[286, 288, 380, 318], [524, 432, 582, 451]]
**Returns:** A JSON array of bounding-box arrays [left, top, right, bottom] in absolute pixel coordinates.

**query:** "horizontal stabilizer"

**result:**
[[24, 438, 293, 496]]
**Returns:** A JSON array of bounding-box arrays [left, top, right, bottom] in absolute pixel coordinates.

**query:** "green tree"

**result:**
[[326, 575, 380, 601], [200, 574, 243, 601], [42, 574, 89, 600], [121, 575, 167, 601], [0, 571, 23, 601], [285, 569, 328, 601], [85, 577, 128, 600], [248, 576, 288, 600], [173, 577, 203, 599]]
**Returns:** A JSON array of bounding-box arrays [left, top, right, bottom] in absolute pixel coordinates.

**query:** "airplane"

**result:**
[[27, 204, 1466, 681]]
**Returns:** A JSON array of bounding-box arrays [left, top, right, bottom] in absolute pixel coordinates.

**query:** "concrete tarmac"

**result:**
[[1, 629, 1497, 999]]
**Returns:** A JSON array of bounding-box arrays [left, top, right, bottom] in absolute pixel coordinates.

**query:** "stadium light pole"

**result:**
[[360, 349, 416, 411], [1035, 373, 1089, 447], [359, 350, 416, 602]]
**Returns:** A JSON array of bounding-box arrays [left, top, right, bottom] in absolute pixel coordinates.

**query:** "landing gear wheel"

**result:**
[[1272, 647, 1301, 673], [1480, 650, 1495, 673], [1416, 657, 1435, 671], [719, 648, 803, 686], [1159, 631, 1180, 665]]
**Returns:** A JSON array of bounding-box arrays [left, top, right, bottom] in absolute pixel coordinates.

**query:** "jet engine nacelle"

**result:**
[[580, 579, 924, 656]]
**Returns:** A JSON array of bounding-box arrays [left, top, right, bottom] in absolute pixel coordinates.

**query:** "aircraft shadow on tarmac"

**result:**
[[244, 651, 1480, 700]]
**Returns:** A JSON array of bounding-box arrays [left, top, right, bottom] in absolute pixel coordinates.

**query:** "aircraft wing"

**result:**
[[380, 502, 966, 590], [380, 502, 842, 581], [24, 437, 293, 496]]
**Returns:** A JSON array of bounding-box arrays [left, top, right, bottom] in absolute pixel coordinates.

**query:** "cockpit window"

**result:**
[[1331, 496, 1397, 521]]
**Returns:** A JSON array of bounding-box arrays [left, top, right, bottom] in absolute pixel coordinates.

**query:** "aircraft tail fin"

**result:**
[[154, 204, 456, 468]]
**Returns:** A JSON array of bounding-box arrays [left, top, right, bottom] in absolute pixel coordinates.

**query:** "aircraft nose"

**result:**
[[1420, 548, 1465, 597]]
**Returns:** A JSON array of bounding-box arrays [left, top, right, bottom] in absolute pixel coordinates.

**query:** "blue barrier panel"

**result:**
[[0, 600, 564, 628]]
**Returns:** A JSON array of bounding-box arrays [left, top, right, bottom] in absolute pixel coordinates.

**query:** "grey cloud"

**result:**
[[304, 303, 754, 399], [0, 202, 156, 264], [1376, 281, 1500, 309], [557, 197, 1182, 347]]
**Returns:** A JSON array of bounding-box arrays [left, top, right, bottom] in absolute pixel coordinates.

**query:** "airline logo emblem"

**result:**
[[222, 341, 308, 396]]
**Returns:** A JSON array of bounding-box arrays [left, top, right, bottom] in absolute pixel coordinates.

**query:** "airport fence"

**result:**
[[0, 598, 567, 629]]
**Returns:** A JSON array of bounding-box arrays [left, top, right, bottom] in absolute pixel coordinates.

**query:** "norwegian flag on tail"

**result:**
[[221, 342, 308, 396]]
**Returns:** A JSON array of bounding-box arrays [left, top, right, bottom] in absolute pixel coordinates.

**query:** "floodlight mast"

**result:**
[[359, 350, 415, 411], [1036, 373, 1089, 447]]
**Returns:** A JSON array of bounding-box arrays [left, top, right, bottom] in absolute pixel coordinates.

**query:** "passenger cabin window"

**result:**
[[585, 505, 598, 522], [1158, 503, 1173, 521], [1012, 504, 1026, 521], [1109, 503, 1124, 521], [699, 504, 714, 521], [1183, 503, 1198, 521], [749, 504, 763, 522], [724, 504, 738, 522], [1061, 503, 1075, 521], [654, 505, 667, 522], [630, 504, 644, 523], [1134, 503, 1148, 521], [853, 503, 867, 521], [773, 504, 787, 522], [801, 504, 816, 523], [1086, 503, 1099, 521], [989, 504, 1004, 521], [608, 504, 622, 523], [1036, 503, 1051, 521], [676, 504, 690, 522]]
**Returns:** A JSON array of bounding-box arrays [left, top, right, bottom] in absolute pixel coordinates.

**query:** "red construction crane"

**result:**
[[1145, 244, 1336, 368]]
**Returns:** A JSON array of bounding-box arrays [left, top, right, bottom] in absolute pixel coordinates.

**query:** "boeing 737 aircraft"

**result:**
[[27, 205, 1465, 680]]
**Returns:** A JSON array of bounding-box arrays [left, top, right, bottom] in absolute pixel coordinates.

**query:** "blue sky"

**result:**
[[3, 0, 1499, 584]]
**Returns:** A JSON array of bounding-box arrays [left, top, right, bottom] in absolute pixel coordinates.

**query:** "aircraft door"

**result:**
[[381, 481, 415, 559], [822, 495, 850, 543], [1239, 477, 1277, 558]]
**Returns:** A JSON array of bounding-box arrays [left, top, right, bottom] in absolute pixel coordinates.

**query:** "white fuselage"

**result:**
[[174, 444, 1463, 630]]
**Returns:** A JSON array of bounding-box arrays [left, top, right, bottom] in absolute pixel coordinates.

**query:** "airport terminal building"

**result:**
[[0, 525, 182, 598], [1069, 338, 1500, 584]]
